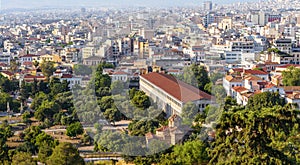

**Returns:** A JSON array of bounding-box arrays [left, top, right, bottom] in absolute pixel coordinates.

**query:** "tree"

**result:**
[[30, 92, 49, 110], [46, 142, 84, 165], [0, 121, 13, 163], [190, 64, 210, 91], [282, 66, 300, 86], [38, 142, 53, 163], [211, 85, 226, 103], [34, 100, 60, 121], [95, 73, 111, 89], [131, 91, 151, 109], [66, 122, 84, 138], [159, 140, 209, 165], [1, 79, 18, 93], [35, 132, 57, 148], [81, 132, 92, 145], [128, 119, 159, 136], [99, 96, 115, 111], [96, 87, 111, 97], [49, 78, 70, 97], [40, 61, 56, 80], [73, 64, 92, 75], [129, 88, 137, 99], [181, 102, 198, 125], [9, 59, 19, 73], [210, 72, 224, 83], [0, 92, 11, 111], [94, 63, 113, 90], [22, 111, 31, 124], [103, 107, 122, 125], [11, 152, 36, 165], [54, 91, 73, 111], [246, 91, 285, 110], [23, 126, 41, 145], [111, 80, 125, 95], [209, 105, 300, 164], [19, 80, 31, 103]]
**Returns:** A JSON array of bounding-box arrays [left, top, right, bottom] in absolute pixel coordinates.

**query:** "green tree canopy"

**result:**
[[34, 100, 60, 121], [46, 142, 84, 165], [73, 64, 92, 75], [66, 122, 84, 138], [159, 140, 209, 165], [11, 152, 36, 165], [181, 102, 198, 125], [0, 121, 13, 163], [209, 104, 300, 164], [282, 66, 300, 86], [40, 61, 56, 80], [131, 91, 151, 109], [246, 91, 285, 110], [128, 118, 159, 136], [30, 92, 49, 111], [103, 107, 122, 125]]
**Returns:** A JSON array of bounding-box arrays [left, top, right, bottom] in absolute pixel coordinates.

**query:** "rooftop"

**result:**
[[141, 72, 213, 103]]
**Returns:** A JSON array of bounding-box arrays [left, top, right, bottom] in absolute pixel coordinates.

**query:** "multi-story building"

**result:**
[[203, 1, 212, 11], [140, 72, 213, 116], [223, 75, 244, 96], [274, 38, 293, 54], [0, 53, 11, 65]]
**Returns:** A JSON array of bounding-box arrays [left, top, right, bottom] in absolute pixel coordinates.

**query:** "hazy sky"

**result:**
[[1, 0, 257, 9]]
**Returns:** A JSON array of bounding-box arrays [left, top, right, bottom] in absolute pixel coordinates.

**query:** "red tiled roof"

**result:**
[[265, 61, 279, 65], [231, 68, 244, 73], [225, 75, 243, 82], [145, 132, 155, 139], [257, 82, 268, 85], [0, 62, 8, 67], [286, 93, 300, 99], [276, 64, 300, 69], [156, 126, 169, 132], [244, 75, 263, 81], [1, 71, 14, 76], [24, 75, 45, 79], [232, 86, 248, 93], [265, 83, 276, 88], [283, 86, 300, 92], [112, 71, 128, 75], [254, 90, 262, 94], [22, 61, 33, 66], [244, 69, 268, 75], [61, 74, 73, 78], [20, 54, 39, 58], [168, 69, 180, 73], [141, 72, 213, 103]]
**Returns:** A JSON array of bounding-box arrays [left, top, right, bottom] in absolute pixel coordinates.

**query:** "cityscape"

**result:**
[[0, 0, 299, 164]]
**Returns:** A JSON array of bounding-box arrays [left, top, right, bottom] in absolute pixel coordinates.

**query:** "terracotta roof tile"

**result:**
[[141, 72, 213, 103], [225, 75, 243, 82], [1, 71, 14, 76], [283, 86, 300, 92], [61, 74, 73, 78], [232, 86, 248, 93], [244, 69, 268, 75], [112, 71, 128, 75]]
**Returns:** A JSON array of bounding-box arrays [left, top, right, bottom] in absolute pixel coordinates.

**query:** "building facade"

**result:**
[[140, 72, 213, 116]]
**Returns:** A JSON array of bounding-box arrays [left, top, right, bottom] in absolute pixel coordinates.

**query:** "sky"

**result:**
[[1, 0, 258, 9]]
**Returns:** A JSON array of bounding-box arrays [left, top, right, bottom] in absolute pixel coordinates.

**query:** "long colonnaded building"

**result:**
[[140, 72, 214, 116]]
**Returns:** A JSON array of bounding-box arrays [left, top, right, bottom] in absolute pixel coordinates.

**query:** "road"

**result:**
[[43, 120, 131, 133]]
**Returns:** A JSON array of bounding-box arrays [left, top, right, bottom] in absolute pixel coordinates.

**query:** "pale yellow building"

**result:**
[[39, 54, 62, 63]]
